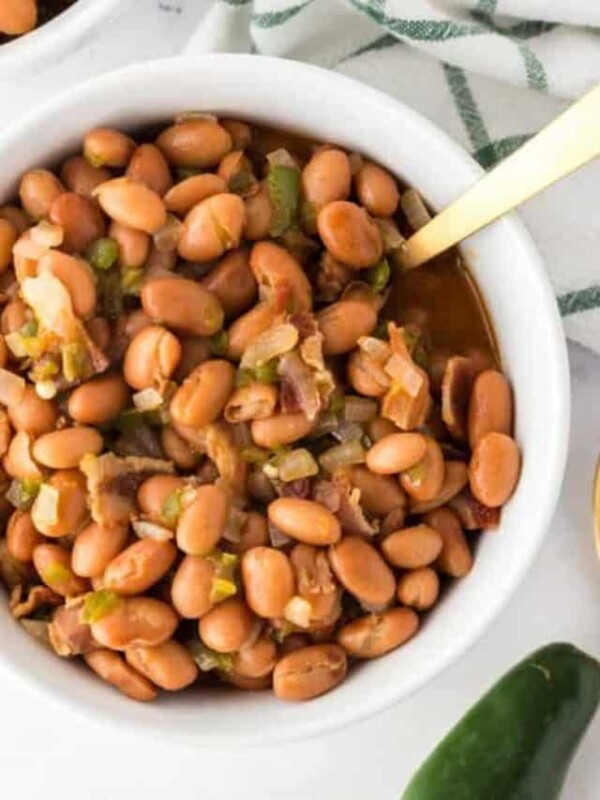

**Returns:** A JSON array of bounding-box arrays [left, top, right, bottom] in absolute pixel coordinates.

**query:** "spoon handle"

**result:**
[[399, 83, 600, 269]]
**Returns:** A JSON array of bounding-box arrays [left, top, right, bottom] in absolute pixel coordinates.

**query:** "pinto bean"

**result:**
[[0, 219, 17, 274], [176, 484, 230, 555], [409, 461, 469, 514], [329, 537, 395, 607], [108, 221, 150, 269], [355, 162, 399, 217], [71, 522, 129, 578], [201, 248, 257, 318], [160, 426, 200, 469], [273, 644, 347, 701], [90, 596, 178, 650], [156, 119, 232, 169], [242, 547, 295, 619], [84, 128, 136, 169], [268, 498, 341, 545], [232, 635, 277, 678], [469, 432, 520, 508], [60, 156, 111, 198], [178, 193, 246, 263], [31, 469, 89, 538], [346, 465, 406, 518], [424, 507, 473, 578], [19, 169, 64, 220], [366, 433, 428, 475], [224, 383, 278, 424], [85, 649, 157, 701], [170, 359, 235, 428], [123, 325, 181, 391], [32, 427, 103, 470], [171, 555, 215, 619], [137, 474, 185, 527], [397, 567, 440, 610], [302, 149, 351, 215], [244, 182, 273, 240], [126, 640, 198, 691], [317, 299, 378, 355], [3, 431, 42, 481], [94, 178, 166, 235], [6, 510, 43, 562], [337, 607, 418, 658], [250, 241, 312, 312], [367, 417, 398, 443], [226, 302, 277, 361], [33, 543, 89, 597], [251, 412, 314, 449], [400, 437, 445, 502], [8, 384, 58, 436], [141, 276, 224, 337], [68, 374, 129, 425], [37, 250, 97, 318], [381, 524, 443, 569], [103, 539, 177, 595], [198, 597, 256, 653], [126, 144, 173, 197], [317, 201, 383, 269], [49, 193, 105, 254], [164, 173, 227, 216]]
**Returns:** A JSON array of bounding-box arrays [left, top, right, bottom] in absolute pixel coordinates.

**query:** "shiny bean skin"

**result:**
[[198, 597, 256, 653], [346, 465, 406, 518], [400, 437, 445, 502], [317, 299, 378, 356], [8, 384, 58, 436], [3, 431, 42, 481], [317, 201, 383, 269], [170, 359, 235, 428], [301, 149, 351, 215], [273, 644, 347, 702], [84, 128, 136, 169], [37, 250, 97, 318], [176, 484, 230, 555], [232, 636, 277, 678], [279, 633, 311, 656], [71, 522, 129, 578], [108, 221, 150, 268], [355, 162, 399, 218], [268, 498, 341, 545], [201, 248, 257, 318], [469, 432, 520, 508], [397, 567, 440, 611], [425, 507, 473, 578], [60, 156, 111, 198], [408, 461, 469, 514], [49, 193, 105, 254], [366, 433, 428, 475], [32, 469, 89, 538], [33, 544, 89, 597], [367, 417, 398, 443], [6, 510, 43, 562], [141, 276, 224, 337], [156, 119, 232, 169], [226, 302, 278, 361], [381, 524, 443, 569], [123, 309, 152, 339], [242, 547, 295, 619], [329, 536, 395, 607], [251, 412, 314, 449], [137, 474, 185, 525], [126, 144, 173, 197], [174, 336, 211, 382], [19, 169, 64, 220], [347, 350, 387, 398], [337, 607, 418, 659], [178, 193, 246, 263], [164, 173, 227, 216], [90, 596, 178, 650], [230, 512, 269, 554], [0, 219, 17, 273], [224, 383, 278, 424], [32, 427, 103, 469], [250, 241, 312, 312], [171, 555, 214, 618], [468, 369, 513, 448], [95, 178, 166, 235], [85, 650, 157, 702], [0, 0, 37, 34], [123, 325, 181, 391], [160, 426, 199, 469], [244, 182, 273, 240], [103, 539, 177, 596], [126, 640, 198, 691], [68, 373, 129, 425]]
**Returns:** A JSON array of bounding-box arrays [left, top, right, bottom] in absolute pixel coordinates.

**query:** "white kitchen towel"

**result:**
[[186, 0, 600, 353]]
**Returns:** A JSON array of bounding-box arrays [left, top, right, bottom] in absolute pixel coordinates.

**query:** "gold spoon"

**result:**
[[399, 83, 600, 270]]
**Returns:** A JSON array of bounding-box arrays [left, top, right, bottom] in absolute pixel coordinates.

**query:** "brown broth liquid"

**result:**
[[253, 124, 498, 366]]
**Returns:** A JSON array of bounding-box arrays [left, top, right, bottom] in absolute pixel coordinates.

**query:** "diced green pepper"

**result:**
[[81, 590, 122, 624], [255, 359, 279, 384], [210, 330, 228, 357], [367, 257, 391, 293], [87, 238, 119, 271], [18, 319, 39, 338], [267, 165, 301, 237], [161, 489, 183, 526]]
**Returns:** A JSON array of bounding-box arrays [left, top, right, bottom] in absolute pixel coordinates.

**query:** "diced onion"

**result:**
[[132, 519, 174, 541], [175, 111, 218, 123], [384, 353, 424, 398], [358, 336, 391, 361], [278, 449, 319, 482], [133, 388, 164, 412], [376, 219, 406, 252], [13, 236, 48, 262], [269, 522, 292, 549], [344, 396, 378, 423], [240, 323, 298, 369], [284, 596, 311, 628], [266, 148, 298, 169], [319, 439, 366, 473], [400, 188, 432, 231], [35, 380, 57, 400], [330, 421, 364, 444], [4, 334, 28, 359], [30, 221, 64, 248], [0, 368, 25, 407], [32, 484, 59, 529]]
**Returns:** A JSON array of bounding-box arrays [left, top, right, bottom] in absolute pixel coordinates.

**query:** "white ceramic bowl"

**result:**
[[0, 0, 121, 78], [0, 55, 569, 747]]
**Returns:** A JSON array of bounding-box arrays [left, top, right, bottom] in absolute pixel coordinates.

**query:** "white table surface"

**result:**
[[1, 2, 599, 798]]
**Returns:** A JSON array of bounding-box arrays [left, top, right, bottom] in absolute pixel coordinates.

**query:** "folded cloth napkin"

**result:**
[[186, 0, 600, 353]]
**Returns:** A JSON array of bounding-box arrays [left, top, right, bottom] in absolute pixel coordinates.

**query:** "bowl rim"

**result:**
[[0, 54, 570, 747], [0, 0, 121, 74]]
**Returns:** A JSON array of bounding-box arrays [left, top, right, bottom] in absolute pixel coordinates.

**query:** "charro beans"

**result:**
[[337, 608, 418, 658], [90, 596, 178, 650], [32, 427, 103, 469], [141, 276, 224, 337], [103, 538, 177, 595], [67, 374, 129, 425], [0, 113, 521, 706], [85, 650, 157, 702], [381, 524, 443, 569], [176, 484, 230, 555], [123, 324, 181, 390], [242, 547, 295, 619], [268, 497, 341, 545], [125, 640, 198, 691], [273, 644, 347, 701], [469, 432, 520, 507]]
